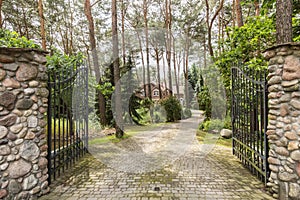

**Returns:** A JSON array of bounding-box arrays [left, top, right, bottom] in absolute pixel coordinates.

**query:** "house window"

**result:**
[[153, 90, 159, 96]]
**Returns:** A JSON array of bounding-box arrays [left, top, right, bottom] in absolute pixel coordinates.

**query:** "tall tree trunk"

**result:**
[[143, 0, 151, 100], [184, 36, 190, 108], [204, 35, 207, 68], [221, 5, 225, 53], [162, 54, 167, 90], [155, 48, 162, 99], [0, 0, 2, 29], [276, 0, 293, 44], [254, 0, 260, 16], [176, 51, 182, 94], [235, 0, 243, 27], [165, 0, 173, 94], [136, 30, 146, 95], [84, 0, 107, 126], [38, 0, 46, 50], [112, 0, 124, 138], [218, 7, 221, 57], [205, 0, 224, 58], [232, 0, 236, 27], [173, 36, 179, 98], [68, 0, 74, 54], [121, 0, 126, 65]]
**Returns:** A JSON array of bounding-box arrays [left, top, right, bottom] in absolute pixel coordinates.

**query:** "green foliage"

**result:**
[[128, 95, 144, 125], [160, 96, 182, 122], [198, 85, 211, 119], [46, 50, 85, 123], [223, 114, 232, 130], [46, 50, 84, 73], [213, 16, 276, 121], [133, 98, 154, 124], [188, 65, 213, 119], [200, 119, 224, 132], [0, 29, 40, 48], [96, 82, 114, 97], [293, 16, 300, 42], [141, 98, 154, 110], [217, 16, 275, 71], [196, 130, 232, 147], [119, 56, 145, 126], [188, 64, 201, 93]]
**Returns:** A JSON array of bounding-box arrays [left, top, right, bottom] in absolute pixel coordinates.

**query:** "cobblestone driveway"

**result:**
[[39, 111, 274, 200]]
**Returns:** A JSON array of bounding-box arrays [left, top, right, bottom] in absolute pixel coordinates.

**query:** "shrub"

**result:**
[[153, 103, 166, 123], [198, 86, 211, 119], [0, 29, 40, 48], [182, 108, 192, 119], [160, 96, 182, 122], [200, 119, 224, 132], [223, 114, 232, 129]]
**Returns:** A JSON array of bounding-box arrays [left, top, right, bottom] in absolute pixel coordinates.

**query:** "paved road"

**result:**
[[39, 111, 274, 200]]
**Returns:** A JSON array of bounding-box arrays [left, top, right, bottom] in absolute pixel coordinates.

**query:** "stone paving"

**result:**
[[39, 111, 274, 200]]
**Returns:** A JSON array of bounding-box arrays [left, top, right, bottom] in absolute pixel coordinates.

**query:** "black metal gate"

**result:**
[[231, 66, 269, 185], [47, 65, 88, 184]]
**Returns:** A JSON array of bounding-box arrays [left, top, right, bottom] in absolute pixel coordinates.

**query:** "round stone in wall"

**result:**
[[16, 99, 33, 110], [0, 145, 10, 156], [3, 63, 19, 71], [28, 81, 39, 87], [291, 150, 300, 161], [2, 78, 21, 89], [289, 183, 300, 198], [36, 88, 49, 98], [8, 179, 22, 194], [27, 116, 38, 128], [0, 92, 16, 111], [0, 162, 9, 171], [7, 133, 17, 141], [24, 88, 35, 96], [20, 140, 40, 161], [283, 55, 300, 81], [0, 189, 8, 199], [0, 54, 14, 63], [0, 125, 8, 139], [10, 123, 23, 134], [22, 174, 38, 190], [7, 159, 32, 179], [16, 63, 38, 82], [0, 68, 6, 81], [33, 53, 47, 64]]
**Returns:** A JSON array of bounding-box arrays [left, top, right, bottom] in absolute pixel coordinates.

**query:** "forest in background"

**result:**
[[0, 0, 299, 137]]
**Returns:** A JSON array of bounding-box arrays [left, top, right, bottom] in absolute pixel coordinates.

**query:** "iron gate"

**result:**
[[47, 65, 88, 184], [231, 66, 269, 185]]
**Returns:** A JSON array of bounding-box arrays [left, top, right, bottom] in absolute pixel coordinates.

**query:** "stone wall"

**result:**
[[265, 43, 300, 199], [0, 48, 49, 199]]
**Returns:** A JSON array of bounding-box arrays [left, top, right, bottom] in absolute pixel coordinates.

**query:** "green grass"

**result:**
[[196, 130, 232, 147], [89, 123, 233, 148], [88, 122, 168, 145], [89, 134, 131, 145]]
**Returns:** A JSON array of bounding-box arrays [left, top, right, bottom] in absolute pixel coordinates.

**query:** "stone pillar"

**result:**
[[265, 43, 300, 200], [0, 48, 49, 199]]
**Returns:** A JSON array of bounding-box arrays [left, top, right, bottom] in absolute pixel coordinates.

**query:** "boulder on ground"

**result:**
[[220, 129, 232, 139], [102, 128, 116, 136]]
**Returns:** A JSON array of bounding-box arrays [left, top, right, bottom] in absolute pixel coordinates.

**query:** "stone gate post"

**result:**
[[0, 48, 49, 199], [265, 43, 300, 199]]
